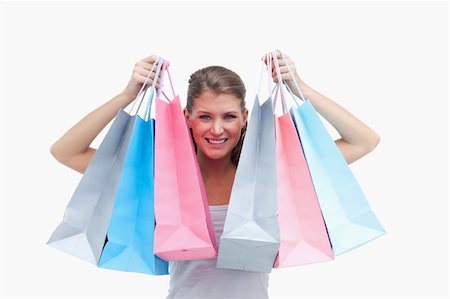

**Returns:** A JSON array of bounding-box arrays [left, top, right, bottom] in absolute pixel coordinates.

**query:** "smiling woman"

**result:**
[[49, 52, 381, 299]]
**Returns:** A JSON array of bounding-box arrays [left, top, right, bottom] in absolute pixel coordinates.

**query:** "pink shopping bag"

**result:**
[[271, 52, 334, 267], [273, 110, 334, 267], [154, 65, 217, 261]]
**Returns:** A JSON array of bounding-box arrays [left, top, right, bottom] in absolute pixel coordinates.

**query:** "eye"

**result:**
[[224, 115, 237, 120], [199, 115, 211, 120]]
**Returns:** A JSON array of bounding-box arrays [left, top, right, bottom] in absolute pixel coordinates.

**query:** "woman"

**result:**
[[50, 52, 380, 299]]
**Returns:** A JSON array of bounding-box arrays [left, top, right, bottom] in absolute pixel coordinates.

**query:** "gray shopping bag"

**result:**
[[47, 109, 135, 264], [47, 58, 164, 265], [216, 95, 280, 273]]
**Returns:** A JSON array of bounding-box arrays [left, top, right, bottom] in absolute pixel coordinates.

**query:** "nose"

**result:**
[[210, 119, 224, 135]]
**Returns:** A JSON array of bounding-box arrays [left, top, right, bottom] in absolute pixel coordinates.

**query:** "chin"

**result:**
[[198, 146, 234, 161], [201, 150, 230, 161]]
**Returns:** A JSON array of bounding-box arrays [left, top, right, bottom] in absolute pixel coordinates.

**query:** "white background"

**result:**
[[1, 1, 448, 298]]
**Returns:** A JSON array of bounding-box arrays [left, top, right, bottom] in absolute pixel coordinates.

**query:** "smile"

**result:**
[[205, 138, 228, 144]]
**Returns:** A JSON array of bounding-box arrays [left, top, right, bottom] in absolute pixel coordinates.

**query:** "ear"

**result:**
[[242, 108, 249, 127], [183, 108, 191, 127]]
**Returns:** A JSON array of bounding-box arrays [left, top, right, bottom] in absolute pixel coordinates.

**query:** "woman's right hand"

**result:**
[[51, 54, 171, 174], [121, 54, 170, 101]]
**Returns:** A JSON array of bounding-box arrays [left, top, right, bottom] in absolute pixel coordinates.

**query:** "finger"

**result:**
[[272, 67, 283, 78], [275, 56, 290, 68], [134, 74, 152, 88], [275, 50, 288, 59], [139, 56, 168, 73], [275, 57, 289, 66], [266, 53, 276, 63], [135, 72, 162, 86], [162, 59, 171, 68], [135, 63, 162, 82], [136, 65, 157, 79], [276, 53, 291, 65], [271, 57, 284, 69], [272, 71, 294, 83], [273, 72, 291, 81], [281, 73, 295, 81], [279, 65, 295, 74], [272, 60, 282, 73], [138, 64, 167, 81], [135, 73, 154, 85], [142, 54, 159, 64], [136, 60, 155, 72], [272, 73, 279, 80]]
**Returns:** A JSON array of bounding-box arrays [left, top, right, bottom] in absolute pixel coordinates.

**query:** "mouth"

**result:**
[[205, 138, 228, 145]]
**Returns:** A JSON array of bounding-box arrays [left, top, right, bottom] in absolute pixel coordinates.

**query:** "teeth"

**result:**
[[207, 139, 227, 144]]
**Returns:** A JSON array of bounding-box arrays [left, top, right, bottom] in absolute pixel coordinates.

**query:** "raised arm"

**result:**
[[265, 51, 380, 164], [50, 55, 166, 174]]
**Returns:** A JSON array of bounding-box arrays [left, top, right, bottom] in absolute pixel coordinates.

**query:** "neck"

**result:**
[[197, 152, 236, 181]]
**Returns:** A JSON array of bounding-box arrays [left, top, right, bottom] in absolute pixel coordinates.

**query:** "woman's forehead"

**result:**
[[192, 91, 242, 112]]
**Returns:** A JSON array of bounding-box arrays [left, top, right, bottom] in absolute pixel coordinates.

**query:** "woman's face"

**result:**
[[184, 91, 248, 162]]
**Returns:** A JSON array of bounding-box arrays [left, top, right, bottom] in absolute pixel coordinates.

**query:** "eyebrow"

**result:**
[[197, 111, 239, 114]]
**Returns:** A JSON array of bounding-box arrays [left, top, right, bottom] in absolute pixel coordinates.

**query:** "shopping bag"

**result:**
[[47, 109, 132, 264], [273, 92, 334, 267], [47, 58, 163, 266], [216, 95, 280, 273], [280, 53, 385, 255], [268, 52, 333, 267], [98, 58, 169, 275], [153, 66, 217, 261]]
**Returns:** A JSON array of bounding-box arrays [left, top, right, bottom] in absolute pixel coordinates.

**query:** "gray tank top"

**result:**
[[165, 204, 270, 299]]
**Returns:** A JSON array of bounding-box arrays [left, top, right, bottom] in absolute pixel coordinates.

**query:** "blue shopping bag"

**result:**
[[279, 58, 385, 255], [47, 59, 162, 266], [98, 58, 168, 275]]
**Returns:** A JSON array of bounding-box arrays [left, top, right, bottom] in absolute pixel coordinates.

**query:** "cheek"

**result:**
[[227, 123, 243, 139], [190, 121, 207, 140], [189, 120, 243, 142]]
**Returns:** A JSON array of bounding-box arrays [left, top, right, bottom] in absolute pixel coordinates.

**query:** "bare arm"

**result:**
[[266, 51, 380, 164], [50, 92, 135, 174], [294, 82, 380, 164], [50, 55, 166, 174]]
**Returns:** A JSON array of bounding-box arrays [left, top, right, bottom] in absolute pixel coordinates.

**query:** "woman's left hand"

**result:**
[[263, 51, 380, 164], [261, 50, 307, 97]]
